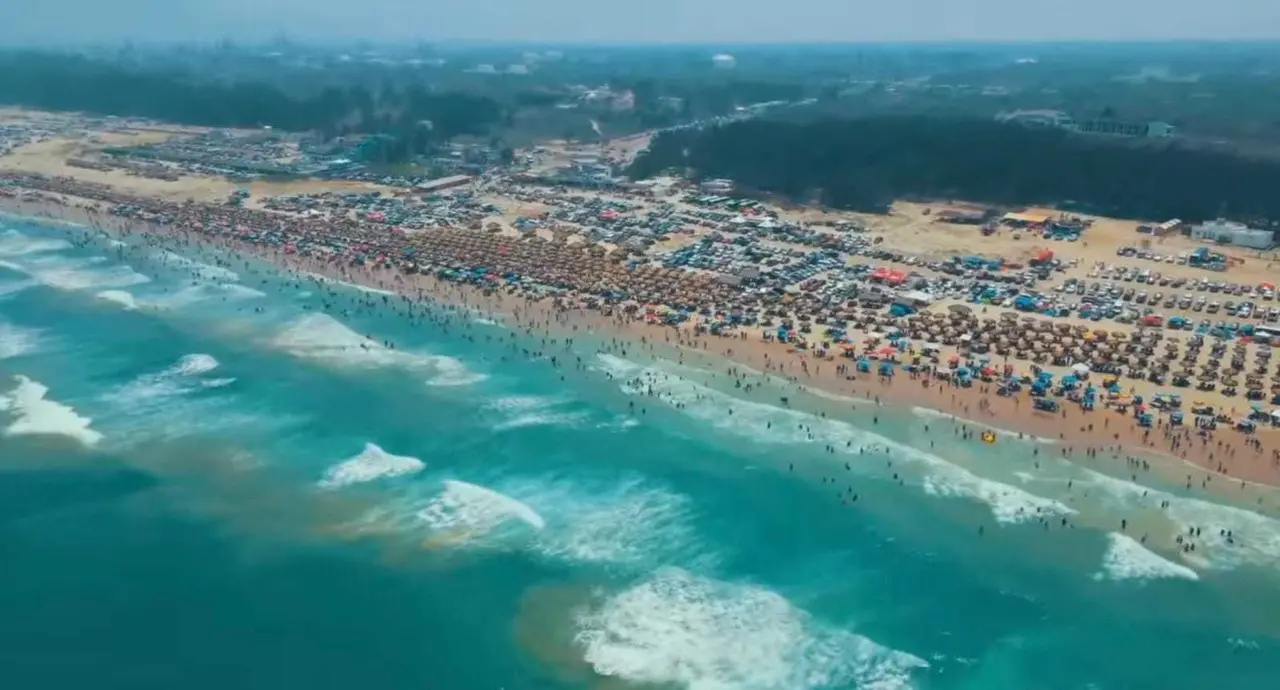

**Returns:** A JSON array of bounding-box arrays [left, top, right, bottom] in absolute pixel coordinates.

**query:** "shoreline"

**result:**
[[4, 192, 1280, 515]]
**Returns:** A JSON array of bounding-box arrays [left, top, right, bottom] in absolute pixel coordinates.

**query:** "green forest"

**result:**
[[0, 51, 505, 144], [627, 116, 1280, 223]]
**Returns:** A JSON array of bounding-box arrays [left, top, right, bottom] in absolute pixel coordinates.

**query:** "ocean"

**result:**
[[2, 215, 1280, 690]]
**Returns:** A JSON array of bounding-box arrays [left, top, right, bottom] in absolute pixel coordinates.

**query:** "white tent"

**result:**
[[1071, 363, 1090, 376]]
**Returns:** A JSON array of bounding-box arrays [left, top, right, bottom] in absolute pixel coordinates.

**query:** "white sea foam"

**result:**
[[339, 480, 547, 547], [0, 321, 39, 360], [274, 313, 487, 386], [106, 353, 228, 405], [801, 385, 876, 405], [273, 313, 411, 367], [157, 250, 240, 282], [425, 355, 489, 387], [155, 282, 266, 309], [575, 568, 927, 690], [1095, 533, 1199, 582], [96, 289, 138, 310], [595, 354, 1071, 524], [416, 479, 546, 533], [172, 353, 220, 376], [493, 411, 588, 431], [318, 442, 426, 488], [485, 395, 564, 413], [508, 475, 706, 569], [1084, 469, 1280, 571], [302, 271, 395, 296], [28, 260, 151, 292], [485, 394, 586, 430], [0, 230, 72, 257], [911, 406, 1057, 444], [0, 375, 102, 447], [0, 244, 150, 292]]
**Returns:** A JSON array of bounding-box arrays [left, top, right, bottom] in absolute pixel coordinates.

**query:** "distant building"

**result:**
[[996, 110, 1176, 138], [700, 178, 735, 194], [995, 109, 1076, 129], [1077, 119, 1176, 138], [1192, 219, 1274, 249], [416, 175, 473, 193]]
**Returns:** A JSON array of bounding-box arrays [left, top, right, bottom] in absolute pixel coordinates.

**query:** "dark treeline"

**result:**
[[0, 51, 505, 142], [627, 116, 1280, 222]]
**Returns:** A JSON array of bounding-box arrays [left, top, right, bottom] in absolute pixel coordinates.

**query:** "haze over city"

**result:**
[[6, 0, 1280, 44]]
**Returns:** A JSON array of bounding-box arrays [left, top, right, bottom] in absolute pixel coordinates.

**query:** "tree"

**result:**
[[628, 115, 1280, 222]]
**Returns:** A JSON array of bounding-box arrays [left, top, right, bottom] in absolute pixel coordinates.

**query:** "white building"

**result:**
[[701, 178, 735, 194], [1192, 219, 1274, 249], [994, 109, 1076, 129]]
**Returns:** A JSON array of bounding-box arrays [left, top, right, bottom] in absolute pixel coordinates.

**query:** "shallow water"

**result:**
[[3, 217, 1280, 690]]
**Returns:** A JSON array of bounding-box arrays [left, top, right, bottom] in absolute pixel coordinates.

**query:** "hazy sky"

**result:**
[[6, 0, 1280, 45]]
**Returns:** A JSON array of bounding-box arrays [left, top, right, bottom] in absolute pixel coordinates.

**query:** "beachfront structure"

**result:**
[[1077, 119, 1176, 138], [701, 178, 735, 194], [416, 175, 474, 193], [1002, 211, 1053, 227], [995, 109, 1076, 130], [1191, 219, 1275, 249]]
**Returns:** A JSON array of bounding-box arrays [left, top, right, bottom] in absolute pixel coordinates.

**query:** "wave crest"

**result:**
[[1095, 532, 1199, 582], [318, 443, 426, 488], [0, 375, 102, 447], [575, 568, 927, 690]]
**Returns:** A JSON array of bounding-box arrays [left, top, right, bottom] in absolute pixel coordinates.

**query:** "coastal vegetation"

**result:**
[[0, 51, 505, 143], [627, 116, 1280, 223]]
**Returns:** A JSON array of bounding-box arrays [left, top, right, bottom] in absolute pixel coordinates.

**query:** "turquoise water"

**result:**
[[3, 216, 1280, 690]]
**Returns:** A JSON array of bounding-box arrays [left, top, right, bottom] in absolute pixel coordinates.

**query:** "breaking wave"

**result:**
[[154, 283, 266, 309], [274, 313, 486, 386], [318, 443, 426, 488], [156, 250, 240, 282], [0, 230, 72, 257], [1083, 469, 1280, 571], [575, 568, 927, 690], [344, 479, 545, 548], [523, 476, 706, 569], [105, 353, 228, 406], [0, 375, 102, 447], [2, 253, 151, 292], [486, 394, 588, 430], [1095, 532, 1199, 582], [96, 289, 138, 310]]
